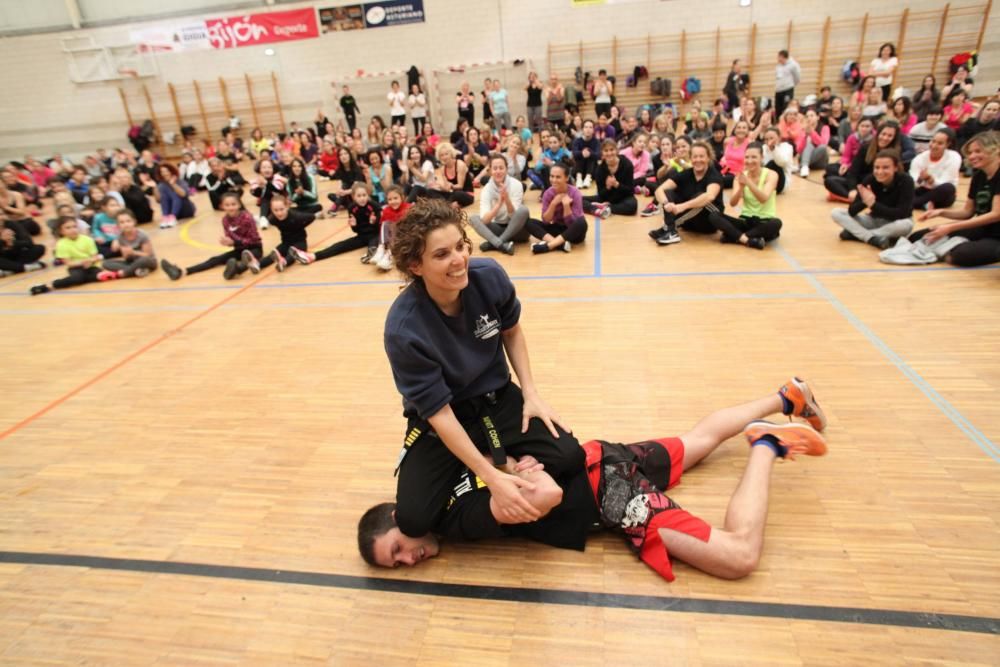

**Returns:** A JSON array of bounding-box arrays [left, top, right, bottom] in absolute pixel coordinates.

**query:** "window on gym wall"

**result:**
[[0, 0, 73, 34], [75, 0, 263, 26]]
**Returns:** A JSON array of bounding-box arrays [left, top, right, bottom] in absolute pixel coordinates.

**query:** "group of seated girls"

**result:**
[[7, 66, 1000, 293], [814, 71, 999, 265]]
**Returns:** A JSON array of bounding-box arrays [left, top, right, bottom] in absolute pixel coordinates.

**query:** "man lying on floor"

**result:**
[[358, 378, 828, 581]]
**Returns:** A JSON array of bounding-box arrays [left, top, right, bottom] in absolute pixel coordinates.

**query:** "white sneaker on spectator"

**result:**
[[258, 216, 270, 229], [575, 174, 584, 188], [376, 252, 394, 271], [583, 175, 592, 188], [800, 165, 810, 178]]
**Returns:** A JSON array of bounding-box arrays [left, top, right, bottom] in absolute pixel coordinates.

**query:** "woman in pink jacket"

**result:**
[[620, 132, 654, 195], [795, 109, 830, 177], [719, 120, 752, 188]]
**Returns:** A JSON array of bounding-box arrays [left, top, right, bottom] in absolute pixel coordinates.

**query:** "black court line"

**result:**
[[1, 551, 997, 636]]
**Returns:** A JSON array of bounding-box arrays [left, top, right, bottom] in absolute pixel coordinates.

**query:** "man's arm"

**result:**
[[489, 463, 563, 524]]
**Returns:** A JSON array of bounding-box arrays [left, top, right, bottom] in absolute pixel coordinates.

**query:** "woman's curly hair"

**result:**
[[390, 198, 472, 281]]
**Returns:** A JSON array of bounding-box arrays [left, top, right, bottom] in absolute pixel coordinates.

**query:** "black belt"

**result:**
[[395, 387, 507, 475]]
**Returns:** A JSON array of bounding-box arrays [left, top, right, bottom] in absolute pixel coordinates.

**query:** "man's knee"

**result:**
[[394, 505, 436, 538]]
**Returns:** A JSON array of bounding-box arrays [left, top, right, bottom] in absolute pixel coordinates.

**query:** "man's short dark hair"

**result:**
[[779, 49, 789, 58], [358, 502, 397, 565]]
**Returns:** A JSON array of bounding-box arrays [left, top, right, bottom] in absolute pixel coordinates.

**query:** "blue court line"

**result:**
[[777, 246, 1000, 463], [0, 292, 822, 316], [3, 263, 997, 298]]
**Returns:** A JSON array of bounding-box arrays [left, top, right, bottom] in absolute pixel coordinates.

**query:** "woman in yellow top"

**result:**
[[708, 142, 782, 250]]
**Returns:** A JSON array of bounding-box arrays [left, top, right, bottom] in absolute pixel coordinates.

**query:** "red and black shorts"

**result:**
[[582, 438, 711, 581]]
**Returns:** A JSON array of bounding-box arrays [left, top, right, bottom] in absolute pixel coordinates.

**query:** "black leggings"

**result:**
[[909, 226, 1000, 267], [259, 240, 307, 268], [185, 244, 262, 275], [765, 161, 787, 194], [413, 187, 475, 208], [709, 213, 783, 244], [394, 381, 586, 537], [658, 191, 717, 233], [53, 266, 100, 289], [582, 194, 638, 216], [913, 184, 957, 210], [10, 218, 42, 236], [525, 216, 589, 244], [327, 192, 354, 209], [0, 243, 44, 273], [314, 231, 376, 261], [573, 154, 599, 179], [412, 117, 426, 135], [824, 173, 857, 198]]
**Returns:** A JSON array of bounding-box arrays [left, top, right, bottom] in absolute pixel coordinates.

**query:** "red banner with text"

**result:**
[[204, 9, 320, 50]]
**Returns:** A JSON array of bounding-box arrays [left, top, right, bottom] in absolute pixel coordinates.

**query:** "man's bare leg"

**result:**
[[679, 378, 827, 471], [660, 423, 826, 580], [679, 394, 783, 470]]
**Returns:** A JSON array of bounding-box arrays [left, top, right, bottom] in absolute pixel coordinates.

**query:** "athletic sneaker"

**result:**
[[223, 258, 240, 280], [561, 241, 572, 253], [360, 248, 375, 264], [289, 246, 315, 265], [656, 230, 682, 245], [649, 226, 668, 240], [531, 242, 550, 254], [640, 202, 660, 217], [97, 270, 119, 281], [500, 241, 515, 255], [778, 377, 828, 431], [575, 174, 584, 188], [595, 203, 612, 219], [371, 245, 386, 265], [24, 261, 46, 272], [258, 216, 270, 230], [479, 240, 494, 252], [160, 259, 183, 281], [241, 249, 260, 274], [743, 420, 827, 460], [134, 267, 150, 278], [271, 249, 287, 272], [746, 237, 766, 250], [376, 252, 394, 271], [827, 192, 852, 204], [839, 229, 860, 242], [159, 215, 177, 229], [583, 174, 592, 189], [0, 270, 13, 278], [29, 284, 50, 295], [800, 165, 810, 178]]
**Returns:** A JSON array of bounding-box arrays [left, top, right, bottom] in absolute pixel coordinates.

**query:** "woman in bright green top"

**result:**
[[30, 217, 119, 294], [708, 142, 782, 250]]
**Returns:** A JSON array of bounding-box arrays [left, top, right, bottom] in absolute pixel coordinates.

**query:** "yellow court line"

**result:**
[[179, 215, 226, 252]]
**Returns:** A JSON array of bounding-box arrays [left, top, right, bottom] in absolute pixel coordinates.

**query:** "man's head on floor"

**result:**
[[358, 502, 440, 568]]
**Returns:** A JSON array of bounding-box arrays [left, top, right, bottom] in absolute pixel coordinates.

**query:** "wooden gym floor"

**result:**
[[1, 165, 998, 665]]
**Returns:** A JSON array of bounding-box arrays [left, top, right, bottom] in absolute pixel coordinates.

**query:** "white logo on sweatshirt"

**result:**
[[473, 313, 500, 340]]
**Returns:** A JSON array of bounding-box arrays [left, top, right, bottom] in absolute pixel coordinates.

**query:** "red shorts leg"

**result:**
[[640, 493, 712, 582]]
